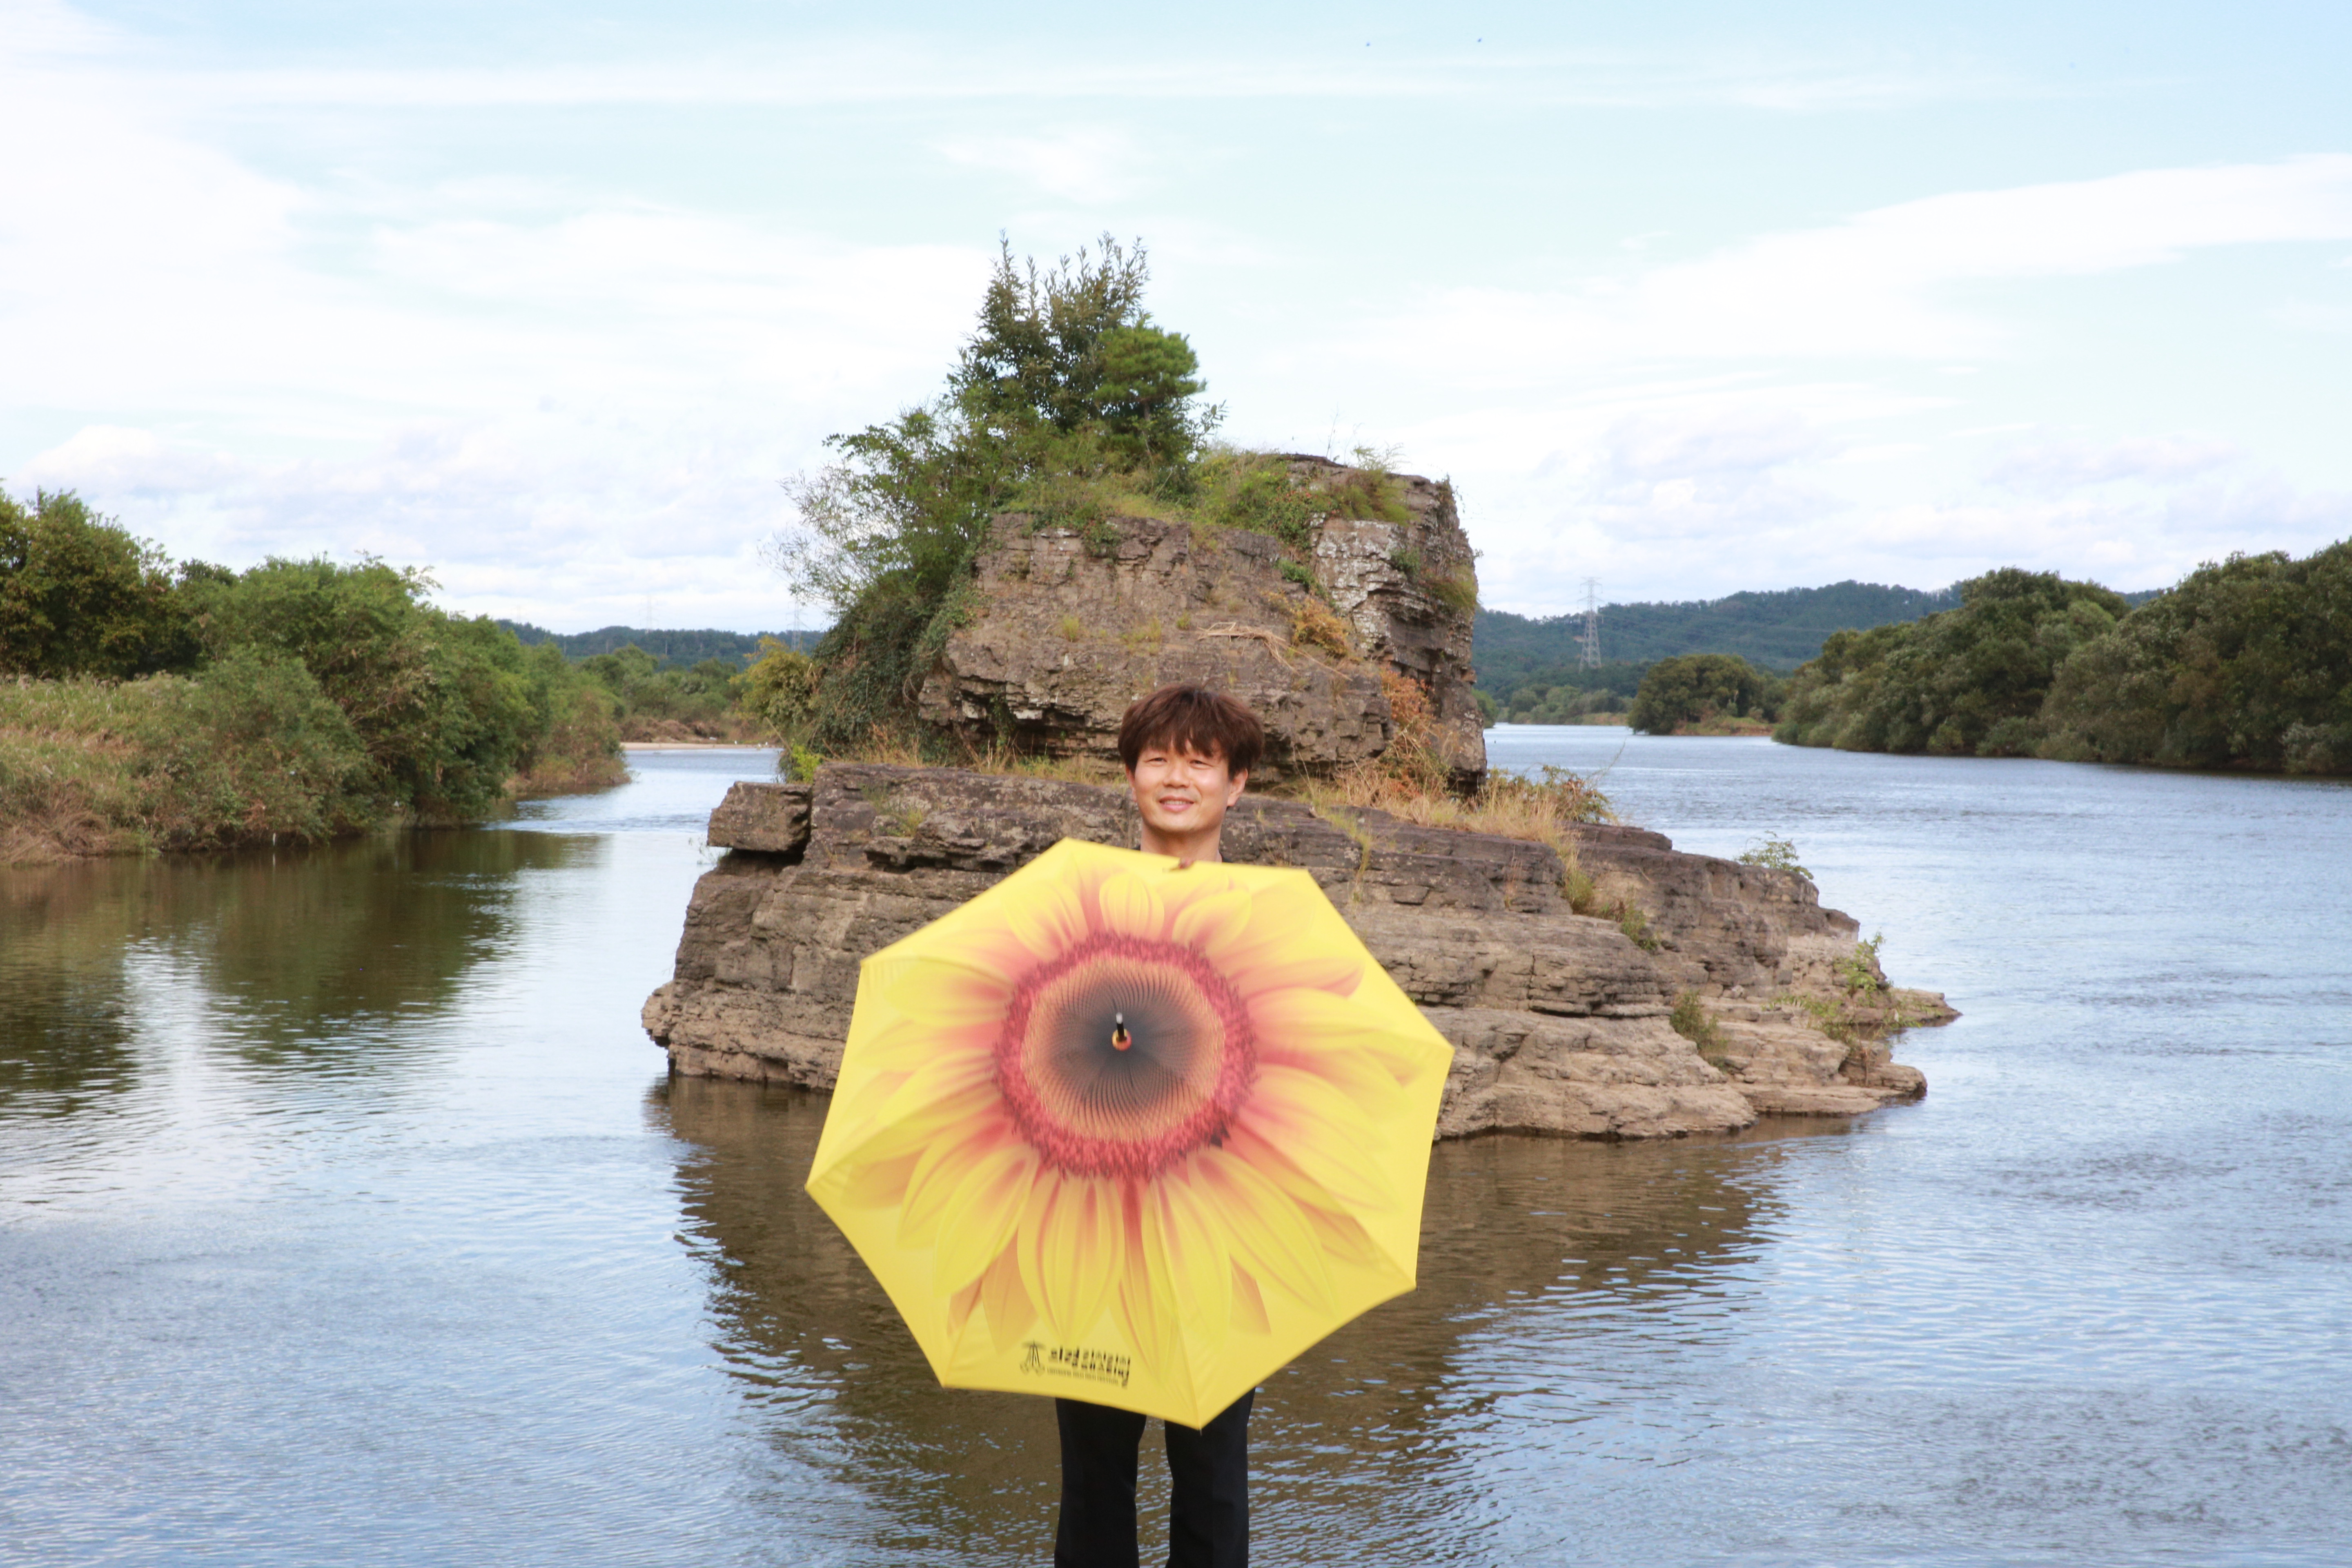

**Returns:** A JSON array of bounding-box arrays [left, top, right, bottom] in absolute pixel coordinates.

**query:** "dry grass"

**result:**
[[509, 752, 629, 798], [1290, 599, 1353, 659], [1291, 668, 1621, 898], [1, 681, 160, 863], [1305, 762, 1613, 865]]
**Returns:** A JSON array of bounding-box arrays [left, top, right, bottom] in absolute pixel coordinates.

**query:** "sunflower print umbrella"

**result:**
[[806, 837, 1452, 1428]]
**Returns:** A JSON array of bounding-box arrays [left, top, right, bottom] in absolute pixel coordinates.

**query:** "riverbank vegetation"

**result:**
[[1490, 661, 1647, 725], [1774, 544, 2350, 775], [2, 489, 624, 862], [1626, 653, 1782, 735]]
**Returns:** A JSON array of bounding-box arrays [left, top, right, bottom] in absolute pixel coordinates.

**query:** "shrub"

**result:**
[[1193, 449, 1317, 549], [1669, 991, 1726, 1055], [1424, 572, 1479, 616], [737, 639, 818, 739], [1737, 834, 1811, 881], [0, 489, 201, 679], [131, 649, 376, 846], [1628, 653, 1777, 734], [0, 655, 373, 859]]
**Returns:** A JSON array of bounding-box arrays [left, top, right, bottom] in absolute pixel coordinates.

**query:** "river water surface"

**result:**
[[4, 737, 2348, 1566]]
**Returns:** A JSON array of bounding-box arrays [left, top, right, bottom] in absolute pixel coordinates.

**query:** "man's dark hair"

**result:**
[[1117, 684, 1264, 777]]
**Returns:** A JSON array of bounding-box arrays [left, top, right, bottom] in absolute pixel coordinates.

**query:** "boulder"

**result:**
[[648, 766, 1949, 1139], [916, 457, 1484, 783]]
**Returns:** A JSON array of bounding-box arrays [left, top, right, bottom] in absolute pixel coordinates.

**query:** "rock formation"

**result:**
[[642, 765, 1949, 1140], [916, 457, 1485, 783]]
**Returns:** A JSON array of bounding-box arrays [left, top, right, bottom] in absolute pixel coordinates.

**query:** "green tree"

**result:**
[[1775, 568, 2126, 755], [1627, 653, 1776, 734], [952, 237, 1214, 468], [0, 489, 200, 678], [186, 557, 537, 820], [776, 235, 1220, 749], [2039, 541, 2352, 774]]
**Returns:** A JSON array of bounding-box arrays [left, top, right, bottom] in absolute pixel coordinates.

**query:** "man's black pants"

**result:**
[[1053, 1390, 1252, 1568]]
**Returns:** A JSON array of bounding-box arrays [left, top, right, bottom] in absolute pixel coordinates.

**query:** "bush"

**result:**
[[1628, 653, 1777, 734], [511, 641, 625, 793], [186, 557, 545, 821], [0, 490, 202, 679], [1737, 835, 1811, 881], [736, 638, 818, 739], [130, 649, 376, 846], [0, 656, 372, 858], [1669, 991, 1726, 1054]]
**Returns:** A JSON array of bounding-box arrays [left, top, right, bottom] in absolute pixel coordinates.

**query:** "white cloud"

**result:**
[[938, 130, 1144, 203], [1982, 433, 2244, 494], [6, 4, 2348, 630], [1366, 156, 2352, 379]]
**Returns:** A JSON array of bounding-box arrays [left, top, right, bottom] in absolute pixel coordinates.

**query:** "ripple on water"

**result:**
[[4, 745, 2351, 1566]]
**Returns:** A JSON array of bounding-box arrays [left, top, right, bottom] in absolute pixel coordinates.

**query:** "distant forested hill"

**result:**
[[1475, 581, 1963, 701], [497, 622, 818, 668]]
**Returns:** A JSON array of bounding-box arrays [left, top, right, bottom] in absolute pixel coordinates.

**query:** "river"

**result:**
[[4, 736, 2347, 1566]]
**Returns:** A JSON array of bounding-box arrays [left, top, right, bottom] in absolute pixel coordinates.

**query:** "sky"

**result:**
[[4, 1, 2350, 630]]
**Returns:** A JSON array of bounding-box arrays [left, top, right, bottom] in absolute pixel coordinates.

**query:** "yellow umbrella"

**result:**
[[806, 838, 1452, 1428]]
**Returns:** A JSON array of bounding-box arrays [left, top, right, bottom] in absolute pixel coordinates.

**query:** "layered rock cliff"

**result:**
[[643, 765, 1949, 1140], [915, 457, 1485, 783]]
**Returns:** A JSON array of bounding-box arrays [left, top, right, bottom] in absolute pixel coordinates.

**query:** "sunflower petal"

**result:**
[[1201, 879, 1341, 970], [1002, 881, 1088, 966], [837, 1149, 922, 1210], [947, 1274, 983, 1335], [900, 1120, 1016, 1247], [980, 1247, 1036, 1352], [1299, 1199, 1388, 1270], [877, 1045, 1001, 1126], [1019, 1174, 1124, 1343], [873, 959, 1015, 1028], [1190, 1147, 1336, 1312], [1154, 1172, 1232, 1331], [1235, 1066, 1398, 1210], [1113, 1183, 1171, 1372], [846, 1087, 1008, 1167], [931, 1143, 1039, 1293], [1229, 1263, 1272, 1336], [1168, 889, 1252, 953], [1248, 986, 1426, 1078], [1258, 1040, 1403, 1112], [1096, 873, 1166, 940]]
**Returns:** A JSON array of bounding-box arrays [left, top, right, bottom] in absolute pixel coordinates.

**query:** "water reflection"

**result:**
[[0, 860, 145, 1116], [2, 833, 593, 1116], [656, 1076, 1806, 1565]]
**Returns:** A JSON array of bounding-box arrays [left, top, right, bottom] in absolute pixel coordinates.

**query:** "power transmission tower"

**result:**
[[1578, 578, 1602, 668]]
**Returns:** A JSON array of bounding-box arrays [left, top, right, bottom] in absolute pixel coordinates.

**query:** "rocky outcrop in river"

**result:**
[[915, 457, 1486, 784], [643, 765, 1950, 1140]]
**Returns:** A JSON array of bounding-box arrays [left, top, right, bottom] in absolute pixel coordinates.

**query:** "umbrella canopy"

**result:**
[[807, 837, 1452, 1428]]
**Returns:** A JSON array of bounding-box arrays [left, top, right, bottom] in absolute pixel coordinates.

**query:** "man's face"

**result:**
[[1127, 740, 1246, 844]]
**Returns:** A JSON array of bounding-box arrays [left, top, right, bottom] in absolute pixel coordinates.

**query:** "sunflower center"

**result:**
[[996, 933, 1257, 1178]]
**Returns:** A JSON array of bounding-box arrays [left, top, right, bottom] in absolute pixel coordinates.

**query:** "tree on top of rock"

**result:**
[[953, 238, 1215, 468], [773, 234, 1224, 749]]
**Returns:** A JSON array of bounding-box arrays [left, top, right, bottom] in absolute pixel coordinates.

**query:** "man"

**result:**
[[1053, 682, 1264, 1568]]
